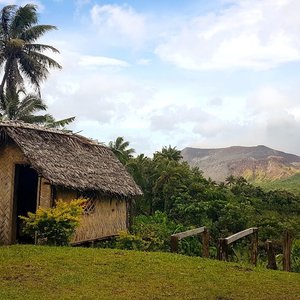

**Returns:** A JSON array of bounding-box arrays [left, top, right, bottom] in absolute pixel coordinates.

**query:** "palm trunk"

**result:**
[[0, 60, 12, 109], [0, 70, 8, 106]]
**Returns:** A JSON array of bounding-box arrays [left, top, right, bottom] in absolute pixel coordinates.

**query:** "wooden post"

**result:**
[[170, 227, 206, 254], [201, 228, 210, 258], [250, 229, 258, 266], [265, 240, 277, 270], [217, 238, 228, 261], [170, 235, 179, 253], [282, 231, 292, 272]]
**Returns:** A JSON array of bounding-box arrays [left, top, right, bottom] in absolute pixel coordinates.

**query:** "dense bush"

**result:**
[[109, 141, 300, 271], [292, 239, 300, 273], [116, 212, 183, 252], [20, 199, 85, 246]]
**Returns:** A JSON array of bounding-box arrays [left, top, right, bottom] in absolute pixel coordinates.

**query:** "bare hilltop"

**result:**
[[181, 145, 300, 183]]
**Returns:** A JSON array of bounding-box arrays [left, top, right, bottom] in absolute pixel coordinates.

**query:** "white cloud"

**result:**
[[90, 4, 146, 48], [136, 58, 151, 65], [155, 0, 300, 70], [34, 1, 300, 156], [78, 55, 130, 68]]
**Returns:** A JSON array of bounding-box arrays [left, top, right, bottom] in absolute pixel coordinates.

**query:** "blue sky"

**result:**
[[1, 0, 300, 155]]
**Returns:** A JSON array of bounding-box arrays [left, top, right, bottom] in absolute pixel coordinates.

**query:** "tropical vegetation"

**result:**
[[107, 137, 300, 271], [0, 4, 73, 127], [0, 4, 61, 98]]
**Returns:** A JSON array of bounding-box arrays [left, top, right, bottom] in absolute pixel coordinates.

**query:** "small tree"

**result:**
[[20, 199, 86, 246]]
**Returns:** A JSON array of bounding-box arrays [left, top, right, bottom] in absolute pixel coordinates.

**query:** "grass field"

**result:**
[[1, 245, 300, 300], [256, 173, 300, 195]]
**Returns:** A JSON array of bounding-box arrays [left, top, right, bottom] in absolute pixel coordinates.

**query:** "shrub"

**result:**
[[116, 211, 206, 254], [20, 199, 86, 246], [292, 239, 300, 273], [131, 211, 184, 252], [116, 231, 147, 250]]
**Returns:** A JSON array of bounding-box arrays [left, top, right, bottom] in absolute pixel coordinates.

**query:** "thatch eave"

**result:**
[[0, 121, 143, 198]]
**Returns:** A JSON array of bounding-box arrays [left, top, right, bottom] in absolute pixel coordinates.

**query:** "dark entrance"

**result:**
[[14, 165, 38, 243]]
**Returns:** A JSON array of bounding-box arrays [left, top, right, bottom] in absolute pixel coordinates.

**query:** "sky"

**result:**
[[1, 0, 300, 156]]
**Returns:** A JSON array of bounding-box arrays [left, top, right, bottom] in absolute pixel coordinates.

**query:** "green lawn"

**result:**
[[0, 245, 300, 300]]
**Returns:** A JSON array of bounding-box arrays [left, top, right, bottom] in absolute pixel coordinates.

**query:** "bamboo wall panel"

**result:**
[[73, 198, 127, 243], [38, 178, 52, 208], [56, 188, 77, 203], [0, 143, 27, 245]]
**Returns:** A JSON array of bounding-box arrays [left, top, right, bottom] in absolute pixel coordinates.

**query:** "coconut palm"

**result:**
[[108, 137, 135, 165], [153, 145, 182, 162], [0, 88, 74, 128], [0, 4, 61, 102], [225, 175, 236, 186]]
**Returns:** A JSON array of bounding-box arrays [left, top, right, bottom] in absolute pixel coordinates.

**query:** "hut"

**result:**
[[0, 121, 142, 245]]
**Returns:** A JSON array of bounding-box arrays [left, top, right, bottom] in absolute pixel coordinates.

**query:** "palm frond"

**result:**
[[0, 4, 62, 94], [16, 94, 47, 118], [18, 52, 47, 88], [20, 114, 49, 124], [24, 50, 62, 69], [25, 43, 60, 54], [45, 116, 75, 128], [1, 5, 16, 37], [10, 4, 38, 38], [21, 25, 58, 42]]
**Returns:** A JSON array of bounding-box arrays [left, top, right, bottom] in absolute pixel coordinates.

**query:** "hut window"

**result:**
[[83, 198, 96, 215]]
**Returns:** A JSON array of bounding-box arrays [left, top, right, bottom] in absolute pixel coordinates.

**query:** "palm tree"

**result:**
[[153, 145, 182, 162], [0, 4, 61, 102], [225, 175, 236, 186], [0, 88, 74, 128], [108, 137, 135, 165]]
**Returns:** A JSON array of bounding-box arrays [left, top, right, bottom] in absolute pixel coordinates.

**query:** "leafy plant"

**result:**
[[115, 212, 184, 252], [20, 199, 86, 246], [116, 231, 147, 250], [291, 239, 300, 273]]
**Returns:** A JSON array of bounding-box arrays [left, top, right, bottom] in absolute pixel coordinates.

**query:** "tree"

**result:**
[[153, 145, 182, 162], [108, 137, 135, 165], [0, 88, 75, 127], [0, 4, 61, 102], [225, 175, 236, 186]]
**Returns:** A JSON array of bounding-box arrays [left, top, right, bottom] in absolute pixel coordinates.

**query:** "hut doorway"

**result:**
[[13, 165, 38, 243]]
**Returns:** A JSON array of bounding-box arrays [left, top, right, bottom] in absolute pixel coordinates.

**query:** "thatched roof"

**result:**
[[0, 121, 142, 198]]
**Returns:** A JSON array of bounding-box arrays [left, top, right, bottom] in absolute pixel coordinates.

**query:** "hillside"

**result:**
[[1, 245, 300, 300], [181, 145, 300, 191]]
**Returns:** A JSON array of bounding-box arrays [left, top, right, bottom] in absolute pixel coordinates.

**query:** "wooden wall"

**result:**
[[0, 143, 28, 245], [73, 197, 127, 243], [55, 187, 128, 243], [38, 178, 52, 209]]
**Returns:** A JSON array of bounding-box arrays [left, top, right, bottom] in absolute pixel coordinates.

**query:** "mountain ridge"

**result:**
[[181, 145, 300, 183]]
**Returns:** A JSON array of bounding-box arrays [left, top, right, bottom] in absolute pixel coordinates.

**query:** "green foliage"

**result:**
[[0, 4, 61, 101], [0, 5, 74, 127], [95, 237, 117, 249], [256, 173, 300, 195], [0, 88, 75, 127], [153, 145, 182, 162], [292, 239, 300, 273], [127, 144, 300, 246], [122, 141, 300, 270], [117, 212, 183, 252], [178, 236, 202, 256], [20, 199, 85, 246], [116, 231, 146, 250], [108, 136, 135, 165], [132, 211, 184, 251]]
